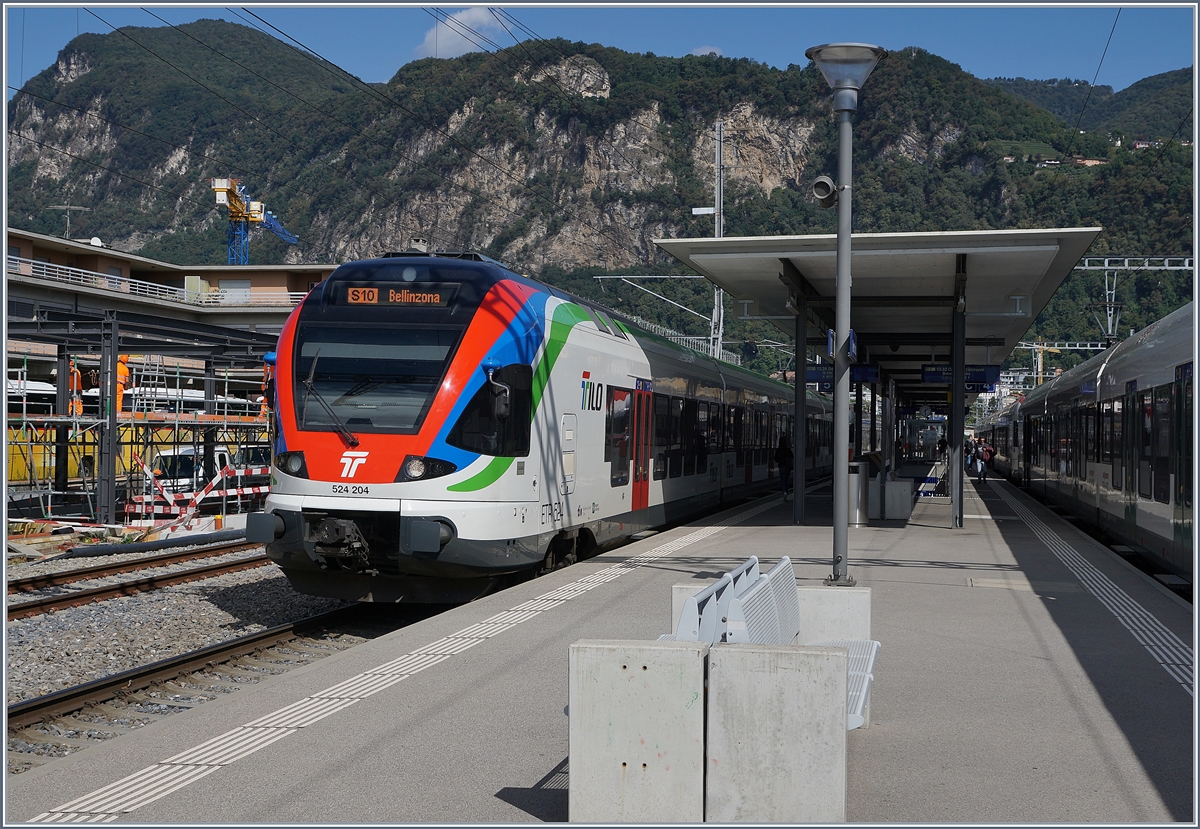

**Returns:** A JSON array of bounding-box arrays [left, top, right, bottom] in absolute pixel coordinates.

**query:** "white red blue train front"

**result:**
[[249, 254, 559, 602]]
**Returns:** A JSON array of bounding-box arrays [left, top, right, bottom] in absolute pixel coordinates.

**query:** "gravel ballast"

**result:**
[[6, 561, 350, 705]]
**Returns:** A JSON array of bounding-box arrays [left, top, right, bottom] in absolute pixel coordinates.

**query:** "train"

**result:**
[[247, 250, 834, 602], [976, 301, 1193, 581]]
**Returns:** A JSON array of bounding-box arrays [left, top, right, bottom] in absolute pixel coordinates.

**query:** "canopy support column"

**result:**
[[951, 259, 967, 528], [793, 294, 807, 525]]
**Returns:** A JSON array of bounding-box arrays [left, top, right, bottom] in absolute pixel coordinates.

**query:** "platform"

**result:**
[[7, 478, 1193, 824]]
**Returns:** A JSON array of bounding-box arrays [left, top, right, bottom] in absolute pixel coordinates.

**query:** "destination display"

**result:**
[[343, 283, 458, 307]]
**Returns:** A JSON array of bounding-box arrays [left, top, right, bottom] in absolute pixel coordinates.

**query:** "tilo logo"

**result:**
[[580, 371, 603, 411], [339, 450, 369, 478]]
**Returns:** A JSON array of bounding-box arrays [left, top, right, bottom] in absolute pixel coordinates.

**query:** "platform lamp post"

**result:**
[[805, 42, 886, 587]]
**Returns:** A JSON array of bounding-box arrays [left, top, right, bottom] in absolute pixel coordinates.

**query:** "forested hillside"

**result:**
[[6, 21, 1192, 376], [987, 68, 1193, 143]]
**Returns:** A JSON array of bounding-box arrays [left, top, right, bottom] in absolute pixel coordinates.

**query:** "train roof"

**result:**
[[325, 252, 797, 395], [981, 301, 1193, 426]]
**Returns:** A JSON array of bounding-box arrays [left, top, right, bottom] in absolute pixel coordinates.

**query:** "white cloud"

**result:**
[[414, 7, 513, 59], [691, 45, 723, 57]]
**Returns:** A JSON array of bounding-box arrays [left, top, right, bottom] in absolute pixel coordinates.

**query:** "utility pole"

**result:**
[[47, 201, 90, 239], [709, 120, 725, 360]]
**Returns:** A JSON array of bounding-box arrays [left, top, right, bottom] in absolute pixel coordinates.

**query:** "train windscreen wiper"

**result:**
[[301, 350, 360, 447]]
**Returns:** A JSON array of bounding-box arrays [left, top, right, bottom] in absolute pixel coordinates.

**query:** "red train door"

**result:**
[[632, 379, 652, 511]]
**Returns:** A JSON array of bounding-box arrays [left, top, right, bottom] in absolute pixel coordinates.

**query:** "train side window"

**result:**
[[669, 397, 683, 478], [1111, 399, 1122, 489], [606, 386, 632, 487], [652, 393, 669, 480], [1084, 404, 1096, 464], [447, 364, 532, 457], [708, 403, 722, 453], [732, 406, 745, 467], [696, 401, 709, 473], [1181, 370, 1192, 509], [1138, 391, 1153, 499], [1153, 384, 1172, 504], [1100, 401, 1111, 464], [682, 399, 698, 476]]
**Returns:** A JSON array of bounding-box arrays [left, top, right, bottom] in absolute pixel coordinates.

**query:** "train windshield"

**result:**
[[293, 325, 463, 434]]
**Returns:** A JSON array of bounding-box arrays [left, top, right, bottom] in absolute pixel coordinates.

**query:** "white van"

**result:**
[[149, 446, 230, 493]]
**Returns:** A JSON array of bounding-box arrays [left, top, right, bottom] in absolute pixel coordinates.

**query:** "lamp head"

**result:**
[[805, 43, 887, 111]]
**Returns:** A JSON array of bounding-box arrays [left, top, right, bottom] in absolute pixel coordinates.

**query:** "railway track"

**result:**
[[7, 605, 364, 730], [6, 545, 272, 621], [7, 541, 260, 594]]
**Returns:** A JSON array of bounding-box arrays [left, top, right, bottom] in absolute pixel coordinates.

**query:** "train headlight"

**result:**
[[274, 451, 309, 478], [397, 454, 457, 482]]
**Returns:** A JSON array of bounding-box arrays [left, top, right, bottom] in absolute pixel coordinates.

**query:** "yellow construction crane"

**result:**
[[210, 178, 298, 265], [1030, 343, 1061, 385]]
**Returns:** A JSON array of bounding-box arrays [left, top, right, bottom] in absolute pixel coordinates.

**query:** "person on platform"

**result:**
[[974, 440, 991, 482], [116, 354, 131, 413], [775, 436, 794, 500]]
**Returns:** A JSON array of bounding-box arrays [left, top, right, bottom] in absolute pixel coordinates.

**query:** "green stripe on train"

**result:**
[[447, 302, 593, 492]]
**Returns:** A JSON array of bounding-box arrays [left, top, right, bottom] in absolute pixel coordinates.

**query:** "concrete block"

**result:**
[[884, 477, 913, 520], [797, 586, 873, 728], [568, 640, 707, 823], [706, 644, 848, 823], [796, 586, 871, 644]]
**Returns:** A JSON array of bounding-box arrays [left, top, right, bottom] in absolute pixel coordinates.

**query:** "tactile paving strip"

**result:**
[[990, 482, 1194, 697]]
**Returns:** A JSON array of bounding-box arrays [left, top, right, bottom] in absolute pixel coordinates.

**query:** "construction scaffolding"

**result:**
[[7, 309, 277, 527]]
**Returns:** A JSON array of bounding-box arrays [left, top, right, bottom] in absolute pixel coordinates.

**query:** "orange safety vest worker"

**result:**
[[116, 355, 131, 412], [68, 359, 83, 416], [259, 363, 274, 418]]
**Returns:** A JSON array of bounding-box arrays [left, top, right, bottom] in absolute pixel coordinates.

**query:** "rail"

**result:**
[[5, 605, 365, 729], [7, 256, 306, 307]]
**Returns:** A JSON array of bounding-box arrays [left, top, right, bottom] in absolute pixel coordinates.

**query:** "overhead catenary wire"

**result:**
[[1071, 8, 1121, 140], [78, 8, 470, 252], [6, 131, 215, 216], [136, 7, 482, 252], [237, 7, 646, 261]]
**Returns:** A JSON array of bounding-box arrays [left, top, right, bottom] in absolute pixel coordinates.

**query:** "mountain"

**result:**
[[5, 21, 1193, 375]]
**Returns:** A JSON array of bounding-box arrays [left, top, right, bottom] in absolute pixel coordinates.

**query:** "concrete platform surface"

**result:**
[[6, 478, 1193, 824]]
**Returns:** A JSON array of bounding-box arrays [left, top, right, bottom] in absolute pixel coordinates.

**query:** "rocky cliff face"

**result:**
[[7, 38, 834, 271]]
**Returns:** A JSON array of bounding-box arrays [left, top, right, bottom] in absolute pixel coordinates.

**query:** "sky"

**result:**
[[4, 4, 1196, 104]]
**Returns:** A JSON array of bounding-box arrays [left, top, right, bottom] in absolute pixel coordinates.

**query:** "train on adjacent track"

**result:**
[[248, 251, 833, 602], [976, 302, 1193, 581]]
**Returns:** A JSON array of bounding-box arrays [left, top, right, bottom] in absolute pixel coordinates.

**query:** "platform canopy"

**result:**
[[655, 227, 1102, 407]]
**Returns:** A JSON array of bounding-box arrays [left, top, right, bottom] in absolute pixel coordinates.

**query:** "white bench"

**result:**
[[674, 556, 881, 731], [660, 556, 759, 644]]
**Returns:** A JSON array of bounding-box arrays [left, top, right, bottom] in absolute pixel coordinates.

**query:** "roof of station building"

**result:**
[[654, 227, 1102, 407]]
